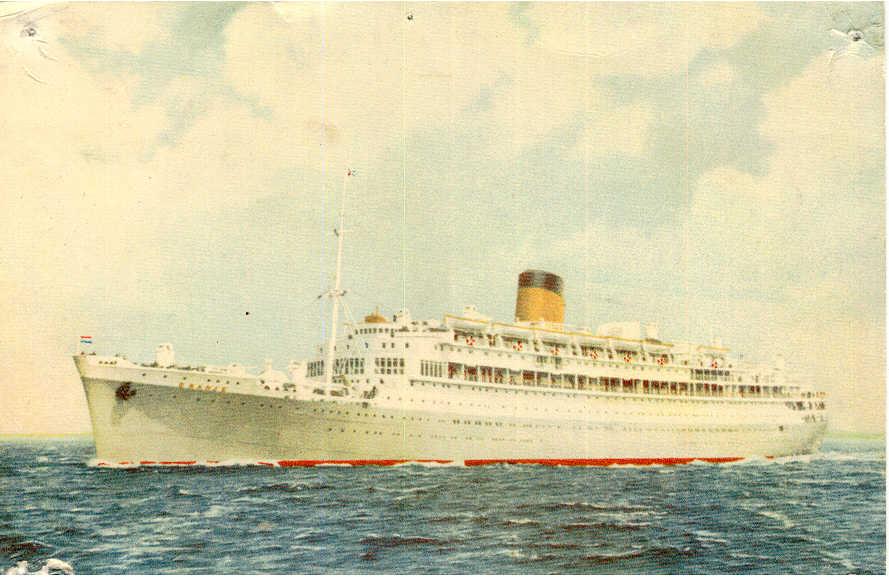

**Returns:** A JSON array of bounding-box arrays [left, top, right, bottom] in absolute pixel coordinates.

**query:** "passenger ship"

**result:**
[[74, 194, 827, 467]]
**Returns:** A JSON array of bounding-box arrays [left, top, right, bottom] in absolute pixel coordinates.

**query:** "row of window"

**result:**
[[374, 357, 405, 375], [440, 343, 689, 372], [146, 391, 796, 434], [455, 332, 686, 364], [307, 360, 324, 377], [420, 360, 444, 378], [787, 401, 826, 411], [148, 390, 795, 434], [334, 357, 365, 375], [409, 381, 785, 414], [357, 328, 393, 335], [692, 368, 767, 384], [442, 363, 787, 398], [312, 356, 405, 377], [448, 336, 749, 374]]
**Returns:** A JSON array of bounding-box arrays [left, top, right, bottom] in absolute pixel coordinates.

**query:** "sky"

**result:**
[[0, 2, 884, 435]]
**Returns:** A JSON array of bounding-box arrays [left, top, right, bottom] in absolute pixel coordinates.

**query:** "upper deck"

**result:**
[[308, 306, 822, 404], [76, 304, 824, 411]]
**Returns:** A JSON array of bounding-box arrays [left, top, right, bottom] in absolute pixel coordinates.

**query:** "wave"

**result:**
[[820, 549, 859, 572], [692, 530, 728, 545], [392, 460, 463, 468], [728, 551, 772, 562], [3, 559, 74, 575], [529, 542, 580, 550], [501, 549, 559, 563], [237, 482, 333, 495], [165, 487, 204, 499], [518, 501, 653, 514], [561, 521, 651, 532], [428, 515, 465, 525], [582, 546, 695, 565], [756, 510, 796, 529], [0, 535, 50, 558], [582, 550, 644, 564], [502, 518, 539, 526], [392, 484, 442, 496], [360, 534, 442, 548], [724, 451, 884, 467]]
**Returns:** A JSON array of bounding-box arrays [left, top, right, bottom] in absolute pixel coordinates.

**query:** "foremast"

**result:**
[[323, 169, 350, 388]]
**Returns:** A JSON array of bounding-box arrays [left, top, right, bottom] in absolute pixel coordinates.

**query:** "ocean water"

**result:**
[[0, 438, 884, 574]]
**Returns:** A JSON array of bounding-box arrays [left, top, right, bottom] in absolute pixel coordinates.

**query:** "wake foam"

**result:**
[[4, 559, 74, 575], [392, 460, 462, 468], [87, 458, 279, 469], [85, 448, 881, 469]]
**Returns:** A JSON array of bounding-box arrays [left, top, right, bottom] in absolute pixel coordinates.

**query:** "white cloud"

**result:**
[[697, 60, 736, 87], [0, 4, 881, 436], [58, 2, 169, 54], [689, 51, 884, 285], [529, 3, 765, 76], [524, 48, 885, 434], [685, 51, 885, 432], [224, 3, 765, 158], [576, 103, 654, 157]]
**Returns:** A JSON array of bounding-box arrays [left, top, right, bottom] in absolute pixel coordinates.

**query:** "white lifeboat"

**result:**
[[447, 305, 491, 330]]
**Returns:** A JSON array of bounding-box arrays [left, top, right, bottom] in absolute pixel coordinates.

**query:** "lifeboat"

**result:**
[[445, 305, 491, 331]]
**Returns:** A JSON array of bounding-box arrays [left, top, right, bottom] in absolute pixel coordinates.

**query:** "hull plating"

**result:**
[[82, 377, 826, 465]]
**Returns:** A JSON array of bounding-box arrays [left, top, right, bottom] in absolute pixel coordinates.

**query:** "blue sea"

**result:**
[[0, 437, 884, 574]]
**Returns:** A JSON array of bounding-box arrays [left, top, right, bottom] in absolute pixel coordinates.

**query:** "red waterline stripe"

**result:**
[[278, 459, 405, 467]]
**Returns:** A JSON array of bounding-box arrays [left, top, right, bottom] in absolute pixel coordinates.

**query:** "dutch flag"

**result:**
[[80, 336, 93, 344]]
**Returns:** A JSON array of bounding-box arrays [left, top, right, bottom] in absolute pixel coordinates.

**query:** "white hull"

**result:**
[[77, 356, 826, 466]]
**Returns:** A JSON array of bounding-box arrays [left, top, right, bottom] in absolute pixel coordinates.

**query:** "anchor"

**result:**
[[115, 383, 136, 401]]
